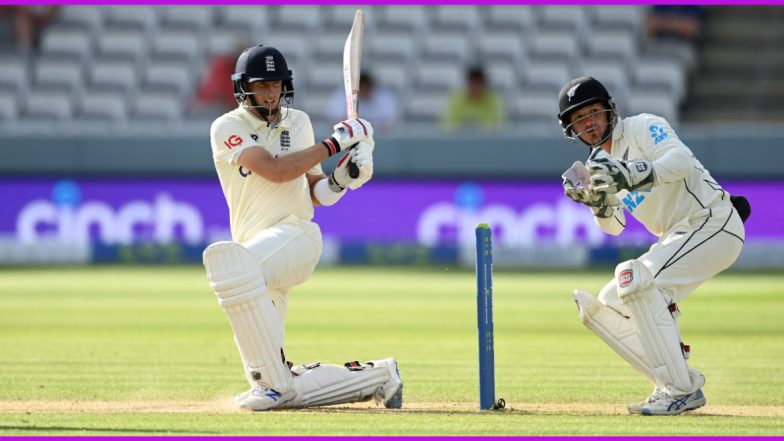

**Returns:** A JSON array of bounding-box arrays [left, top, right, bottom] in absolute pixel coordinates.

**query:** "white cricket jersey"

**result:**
[[596, 114, 732, 238], [210, 106, 322, 243]]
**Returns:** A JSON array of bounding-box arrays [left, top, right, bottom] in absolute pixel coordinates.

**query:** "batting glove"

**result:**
[[322, 118, 374, 157], [327, 142, 374, 192]]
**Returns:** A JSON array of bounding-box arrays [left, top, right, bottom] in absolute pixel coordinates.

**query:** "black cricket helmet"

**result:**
[[232, 45, 294, 111], [557, 76, 617, 147]]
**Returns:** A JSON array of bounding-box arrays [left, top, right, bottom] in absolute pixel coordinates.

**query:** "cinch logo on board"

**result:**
[[15, 180, 205, 246], [618, 270, 634, 288], [224, 135, 243, 149], [416, 183, 606, 248]]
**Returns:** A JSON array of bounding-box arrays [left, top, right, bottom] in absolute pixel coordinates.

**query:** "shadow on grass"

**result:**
[[287, 406, 767, 418], [0, 424, 217, 435], [286, 407, 509, 416]]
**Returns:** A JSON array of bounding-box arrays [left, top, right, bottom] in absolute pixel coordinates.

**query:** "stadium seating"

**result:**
[[511, 89, 558, 122], [1, 5, 691, 127], [485, 6, 536, 32], [0, 91, 18, 121], [40, 29, 93, 63], [26, 92, 73, 121], [0, 58, 28, 99], [105, 6, 158, 32], [219, 5, 269, 36], [90, 59, 139, 97], [79, 91, 129, 121]]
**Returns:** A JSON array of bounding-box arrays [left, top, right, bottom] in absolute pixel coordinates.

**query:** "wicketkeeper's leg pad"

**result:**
[[203, 241, 292, 393], [282, 358, 402, 408], [616, 260, 695, 396], [572, 289, 656, 385]]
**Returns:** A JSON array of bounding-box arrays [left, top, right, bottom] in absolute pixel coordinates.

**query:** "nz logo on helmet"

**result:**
[[566, 84, 580, 102]]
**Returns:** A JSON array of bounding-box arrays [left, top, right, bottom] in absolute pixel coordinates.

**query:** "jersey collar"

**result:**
[[239, 105, 292, 133]]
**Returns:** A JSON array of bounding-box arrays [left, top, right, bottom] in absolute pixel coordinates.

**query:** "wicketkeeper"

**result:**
[[203, 45, 402, 411], [558, 77, 749, 415]]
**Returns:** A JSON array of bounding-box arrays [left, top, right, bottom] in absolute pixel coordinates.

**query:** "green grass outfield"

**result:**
[[1, 266, 782, 435]]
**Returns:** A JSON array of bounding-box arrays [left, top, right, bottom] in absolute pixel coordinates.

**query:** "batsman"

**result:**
[[203, 44, 402, 411], [558, 77, 749, 415]]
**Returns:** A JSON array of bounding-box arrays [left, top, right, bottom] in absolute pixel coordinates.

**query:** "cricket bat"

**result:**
[[343, 9, 365, 178]]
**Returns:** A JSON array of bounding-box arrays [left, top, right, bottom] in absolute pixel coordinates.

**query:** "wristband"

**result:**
[[322, 137, 341, 157]]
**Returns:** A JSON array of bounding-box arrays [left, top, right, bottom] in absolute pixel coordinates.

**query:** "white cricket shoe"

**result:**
[[637, 388, 706, 415], [627, 387, 667, 415], [368, 358, 403, 408], [237, 385, 296, 411], [628, 368, 705, 415], [234, 388, 252, 404]]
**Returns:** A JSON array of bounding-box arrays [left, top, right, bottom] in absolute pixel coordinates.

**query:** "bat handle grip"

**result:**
[[346, 111, 360, 179], [348, 162, 360, 179], [347, 143, 360, 178]]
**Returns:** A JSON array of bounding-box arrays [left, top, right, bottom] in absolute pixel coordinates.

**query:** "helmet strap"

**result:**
[[234, 79, 294, 128]]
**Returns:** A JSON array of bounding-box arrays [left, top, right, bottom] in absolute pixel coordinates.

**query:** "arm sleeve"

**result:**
[[633, 115, 695, 184], [210, 117, 258, 165], [594, 206, 626, 236]]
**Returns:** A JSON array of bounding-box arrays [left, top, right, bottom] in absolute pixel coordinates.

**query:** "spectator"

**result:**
[[0, 6, 60, 55], [442, 66, 505, 131], [327, 71, 400, 132], [646, 6, 705, 44], [192, 42, 247, 118]]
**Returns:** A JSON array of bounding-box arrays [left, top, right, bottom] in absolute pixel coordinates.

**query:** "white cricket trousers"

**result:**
[[599, 204, 745, 314], [240, 215, 323, 323]]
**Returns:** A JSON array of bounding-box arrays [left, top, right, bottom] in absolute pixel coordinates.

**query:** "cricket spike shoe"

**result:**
[[237, 385, 296, 411], [637, 389, 706, 415], [628, 369, 705, 415], [368, 358, 403, 409], [627, 387, 667, 415]]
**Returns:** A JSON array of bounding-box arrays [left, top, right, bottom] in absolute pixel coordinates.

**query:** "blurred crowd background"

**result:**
[[0, 5, 782, 269]]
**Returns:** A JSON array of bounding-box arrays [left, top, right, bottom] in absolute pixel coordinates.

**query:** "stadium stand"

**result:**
[[1, 5, 696, 128]]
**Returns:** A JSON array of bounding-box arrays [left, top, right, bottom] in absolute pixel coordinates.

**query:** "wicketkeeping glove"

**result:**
[[587, 156, 657, 194], [562, 160, 592, 203], [588, 192, 620, 218], [562, 160, 620, 218]]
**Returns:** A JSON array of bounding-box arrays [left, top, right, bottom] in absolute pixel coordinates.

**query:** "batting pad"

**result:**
[[572, 289, 656, 385], [616, 260, 693, 396], [282, 360, 394, 408], [203, 241, 292, 393]]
